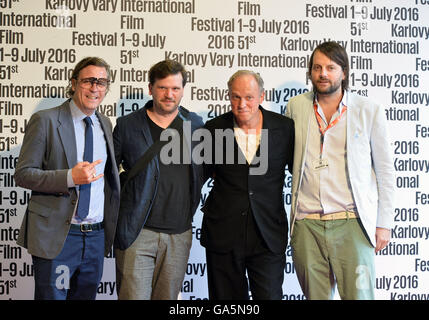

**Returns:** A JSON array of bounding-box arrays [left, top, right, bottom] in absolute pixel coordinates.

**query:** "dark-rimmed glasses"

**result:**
[[78, 77, 110, 91]]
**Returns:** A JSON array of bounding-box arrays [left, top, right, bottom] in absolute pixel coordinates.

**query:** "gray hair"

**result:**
[[227, 70, 264, 94]]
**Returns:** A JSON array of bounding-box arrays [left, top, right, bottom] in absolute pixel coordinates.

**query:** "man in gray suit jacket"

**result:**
[[285, 42, 395, 299], [14, 57, 120, 300]]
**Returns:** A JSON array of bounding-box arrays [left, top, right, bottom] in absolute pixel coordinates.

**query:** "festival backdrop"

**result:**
[[0, 0, 428, 300]]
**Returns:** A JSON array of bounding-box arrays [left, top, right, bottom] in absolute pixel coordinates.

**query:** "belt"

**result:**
[[304, 211, 357, 221], [70, 222, 104, 232]]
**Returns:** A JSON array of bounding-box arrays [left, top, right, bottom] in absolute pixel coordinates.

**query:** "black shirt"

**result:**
[[144, 114, 192, 234]]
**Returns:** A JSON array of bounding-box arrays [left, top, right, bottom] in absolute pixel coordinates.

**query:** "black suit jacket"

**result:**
[[201, 107, 294, 254]]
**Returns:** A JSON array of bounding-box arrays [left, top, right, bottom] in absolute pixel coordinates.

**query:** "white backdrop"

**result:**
[[0, 0, 428, 300]]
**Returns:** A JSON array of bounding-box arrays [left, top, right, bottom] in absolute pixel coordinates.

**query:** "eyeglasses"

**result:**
[[78, 77, 110, 90]]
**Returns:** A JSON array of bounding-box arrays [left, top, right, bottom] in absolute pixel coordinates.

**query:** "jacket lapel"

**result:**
[[138, 105, 159, 172], [139, 103, 155, 146], [96, 111, 114, 158], [300, 94, 314, 167], [346, 94, 362, 161], [227, 112, 248, 165], [57, 100, 77, 169], [97, 111, 120, 192], [253, 106, 272, 165]]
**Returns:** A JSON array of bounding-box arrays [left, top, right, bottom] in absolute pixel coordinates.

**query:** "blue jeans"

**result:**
[[32, 228, 105, 300]]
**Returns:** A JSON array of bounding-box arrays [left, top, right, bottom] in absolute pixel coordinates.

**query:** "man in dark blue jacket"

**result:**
[[113, 60, 204, 299]]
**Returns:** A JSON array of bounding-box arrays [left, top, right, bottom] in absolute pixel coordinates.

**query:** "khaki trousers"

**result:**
[[115, 228, 192, 300], [291, 217, 375, 300]]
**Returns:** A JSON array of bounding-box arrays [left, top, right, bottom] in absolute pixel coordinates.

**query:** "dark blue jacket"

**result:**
[[113, 100, 204, 250]]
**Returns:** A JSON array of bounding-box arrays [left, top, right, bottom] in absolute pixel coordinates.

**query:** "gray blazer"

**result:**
[[286, 91, 395, 247], [15, 100, 120, 259]]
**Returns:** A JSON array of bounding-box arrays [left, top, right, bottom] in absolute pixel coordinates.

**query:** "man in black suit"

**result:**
[[201, 70, 294, 299]]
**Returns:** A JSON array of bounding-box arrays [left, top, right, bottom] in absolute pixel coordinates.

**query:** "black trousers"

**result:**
[[205, 211, 286, 300]]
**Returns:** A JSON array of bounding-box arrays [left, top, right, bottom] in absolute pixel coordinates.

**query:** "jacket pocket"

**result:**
[[28, 198, 52, 218]]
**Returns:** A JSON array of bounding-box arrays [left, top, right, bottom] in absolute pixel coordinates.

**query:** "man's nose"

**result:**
[[239, 98, 247, 108], [165, 88, 174, 96], [89, 82, 99, 90], [320, 67, 328, 77]]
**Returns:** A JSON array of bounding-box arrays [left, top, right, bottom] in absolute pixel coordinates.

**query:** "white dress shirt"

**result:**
[[233, 119, 261, 164], [297, 91, 357, 219]]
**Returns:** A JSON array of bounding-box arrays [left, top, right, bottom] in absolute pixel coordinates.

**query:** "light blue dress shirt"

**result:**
[[67, 100, 107, 224]]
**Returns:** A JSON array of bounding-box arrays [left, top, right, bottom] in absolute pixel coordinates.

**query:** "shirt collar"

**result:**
[[69, 99, 96, 123], [314, 90, 348, 113], [340, 90, 348, 111]]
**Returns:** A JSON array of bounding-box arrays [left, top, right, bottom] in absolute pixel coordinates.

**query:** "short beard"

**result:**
[[312, 79, 343, 96]]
